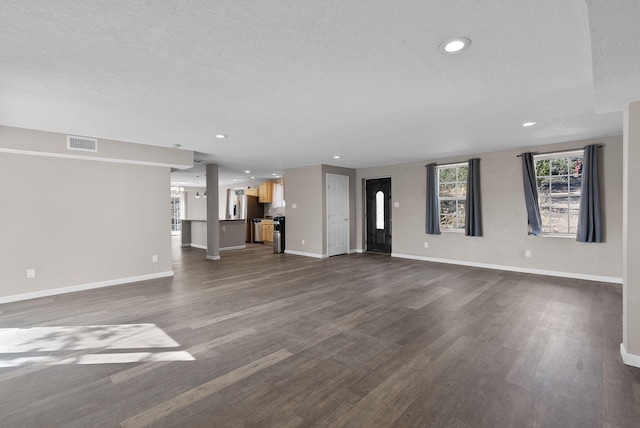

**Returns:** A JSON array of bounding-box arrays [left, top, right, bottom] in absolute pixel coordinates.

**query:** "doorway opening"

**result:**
[[366, 178, 391, 253]]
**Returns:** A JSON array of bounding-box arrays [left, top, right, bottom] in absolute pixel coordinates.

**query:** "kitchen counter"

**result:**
[[219, 220, 246, 250], [182, 219, 247, 251], [181, 219, 207, 249]]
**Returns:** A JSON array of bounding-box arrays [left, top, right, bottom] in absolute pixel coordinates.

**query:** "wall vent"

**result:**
[[67, 135, 98, 152]]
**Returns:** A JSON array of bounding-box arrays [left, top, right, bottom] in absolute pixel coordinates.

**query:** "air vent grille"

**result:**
[[67, 136, 98, 152]]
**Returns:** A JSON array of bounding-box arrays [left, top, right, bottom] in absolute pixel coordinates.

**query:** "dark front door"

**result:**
[[366, 178, 391, 253]]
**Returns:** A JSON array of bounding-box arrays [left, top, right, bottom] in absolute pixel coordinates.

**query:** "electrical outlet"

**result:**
[[152, 255, 158, 263], [424, 242, 429, 248], [292, 203, 297, 209], [26, 268, 36, 279], [222, 226, 226, 232], [394, 201, 400, 208], [302, 239, 305, 245], [525, 250, 531, 258]]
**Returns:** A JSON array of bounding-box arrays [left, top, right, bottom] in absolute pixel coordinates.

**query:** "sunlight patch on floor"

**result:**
[[0, 324, 195, 367]]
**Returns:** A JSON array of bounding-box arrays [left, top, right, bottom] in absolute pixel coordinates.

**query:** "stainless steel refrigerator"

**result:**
[[226, 189, 263, 242]]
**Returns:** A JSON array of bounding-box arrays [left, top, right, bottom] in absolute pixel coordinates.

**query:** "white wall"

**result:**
[[0, 126, 192, 301], [283, 165, 324, 255], [284, 165, 356, 257], [623, 101, 640, 362], [182, 186, 207, 220], [356, 135, 623, 281]]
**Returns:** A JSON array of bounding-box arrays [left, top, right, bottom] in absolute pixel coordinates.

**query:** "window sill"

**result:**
[[442, 229, 465, 234], [536, 233, 576, 239]]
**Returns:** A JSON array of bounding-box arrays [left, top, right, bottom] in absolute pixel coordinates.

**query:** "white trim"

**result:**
[[219, 245, 247, 252], [189, 244, 207, 250], [353, 248, 365, 253], [0, 147, 191, 169], [390, 253, 622, 284], [620, 343, 640, 368], [206, 255, 221, 260], [284, 249, 328, 259], [0, 271, 174, 305]]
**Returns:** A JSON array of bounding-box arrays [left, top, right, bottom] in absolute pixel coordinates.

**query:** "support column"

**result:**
[[206, 164, 220, 261], [622, 101, 640, 367]]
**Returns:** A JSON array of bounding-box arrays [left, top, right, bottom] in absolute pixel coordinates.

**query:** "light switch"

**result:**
[[394, 202, 400, 208]]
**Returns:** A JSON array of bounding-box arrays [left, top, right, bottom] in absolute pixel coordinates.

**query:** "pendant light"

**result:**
[[195, 176, 200, 198], [202, 172, 207, 198]]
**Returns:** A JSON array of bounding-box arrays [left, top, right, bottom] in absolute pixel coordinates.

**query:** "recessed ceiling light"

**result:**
[[522, 121, 538, 127], [250, 176, 255, 179], [275, 175, 280, 178], [244, 170, 250, 173], [272, 173, 277, 176], [215, 134, 227, 139], [333, 155, 341, 159], [439, 37, 471, 54], [233, 179, 238, 181]]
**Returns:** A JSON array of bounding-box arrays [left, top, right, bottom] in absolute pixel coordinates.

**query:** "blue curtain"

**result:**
[[465, 158, 482, 236], [425, 163, 441, 235], [521, 152, 542, 235], [577, 144, 602, 242]]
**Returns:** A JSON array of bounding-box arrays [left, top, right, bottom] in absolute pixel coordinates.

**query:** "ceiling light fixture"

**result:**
[[439, 37, 471, 54], [215, 134, 227, 139], [250, 176, 255, 179], [522, 121, 538, 127], [244, 170, 250, 173], [195, 175, 201, 198], [272, 173, 277, 176], [333, 155, 341, 159]]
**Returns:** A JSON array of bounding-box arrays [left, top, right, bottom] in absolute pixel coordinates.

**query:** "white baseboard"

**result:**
[[284, 249, 328, 259], [620, 343, 640, 368], [219, 245, 247, 252], [190, 244, 207, 250], [352, 249, 365, 254], [0, 271, 174, 305], [206, 255, 221, 260], [390, 253, 622, 284]]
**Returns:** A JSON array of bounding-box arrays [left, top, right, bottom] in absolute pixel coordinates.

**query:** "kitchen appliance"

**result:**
[[226, 189, 264, 242], [273, 216, 285, 253]]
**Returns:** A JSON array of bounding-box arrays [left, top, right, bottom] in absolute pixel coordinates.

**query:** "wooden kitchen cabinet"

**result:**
[[260, 219, 274, 243], [244, 187, 258, 197], [258, 181, 274, 203]]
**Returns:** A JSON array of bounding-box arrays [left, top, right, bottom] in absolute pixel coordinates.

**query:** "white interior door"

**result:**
[[327, 173, 349, 256]]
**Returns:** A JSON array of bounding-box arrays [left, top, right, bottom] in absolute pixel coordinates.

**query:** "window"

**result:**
[[534, 151, 583, 235], [170, 196, 182, 233], [375, 190, 385, 229], [273, 182, 285, 207], [438, 163, 467, 230]]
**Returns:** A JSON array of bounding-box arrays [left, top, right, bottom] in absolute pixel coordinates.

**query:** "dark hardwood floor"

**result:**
[[1, 238, 639, 427]]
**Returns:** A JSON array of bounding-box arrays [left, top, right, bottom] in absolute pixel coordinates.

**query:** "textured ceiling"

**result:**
[[1, 1, 638, 186]]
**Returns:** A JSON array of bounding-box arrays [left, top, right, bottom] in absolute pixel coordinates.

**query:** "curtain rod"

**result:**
[[424, 158, 480, 167], [515, 144, 604, 158]]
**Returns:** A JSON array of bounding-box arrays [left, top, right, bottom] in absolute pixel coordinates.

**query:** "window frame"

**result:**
[[533, 150, 583, 237], [437, 162, 468, 232]]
